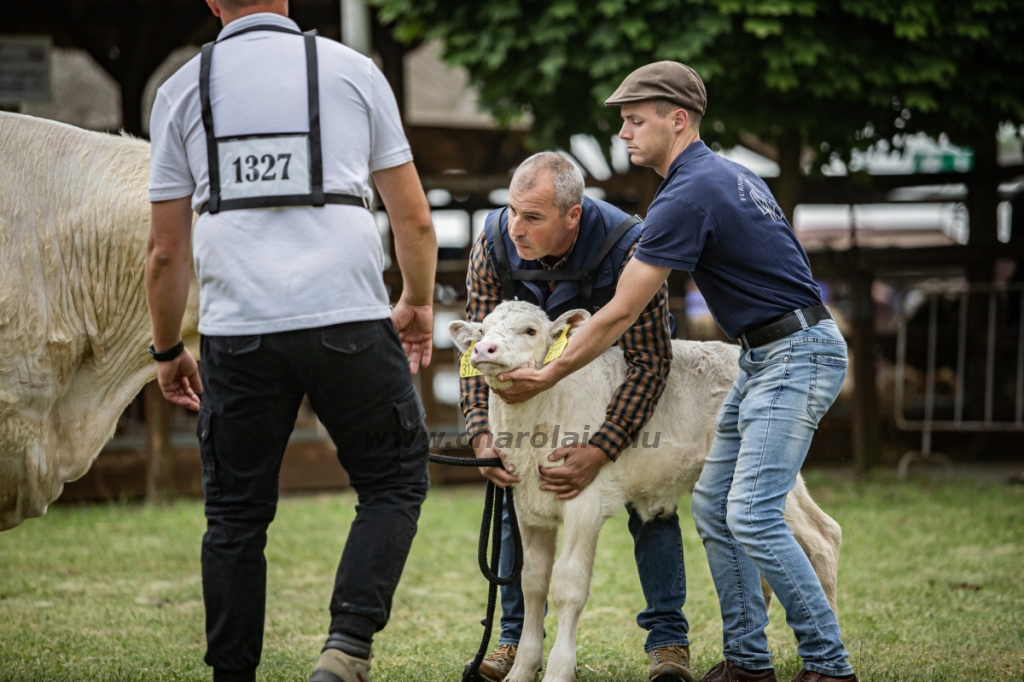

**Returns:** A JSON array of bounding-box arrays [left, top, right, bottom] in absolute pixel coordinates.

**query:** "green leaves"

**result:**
[[370, 0, 1024, 156]]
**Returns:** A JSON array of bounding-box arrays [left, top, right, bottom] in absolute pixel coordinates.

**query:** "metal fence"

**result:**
[[894, 281, 1024, 480]]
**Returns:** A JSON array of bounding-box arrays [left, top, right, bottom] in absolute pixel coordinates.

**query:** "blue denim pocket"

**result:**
[[745, 338, 791, 367], [807, 354, 848, 425]]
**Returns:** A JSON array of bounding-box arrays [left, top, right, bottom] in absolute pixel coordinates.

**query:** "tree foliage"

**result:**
[[372, 0, 1024, 169]]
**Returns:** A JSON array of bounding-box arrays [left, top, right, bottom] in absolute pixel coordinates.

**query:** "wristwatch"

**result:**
[[149, 340, 185, 362]]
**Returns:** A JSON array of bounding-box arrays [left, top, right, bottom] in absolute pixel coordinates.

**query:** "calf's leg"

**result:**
[[542, 502, 604, 682], [506, 522, 556, 682]]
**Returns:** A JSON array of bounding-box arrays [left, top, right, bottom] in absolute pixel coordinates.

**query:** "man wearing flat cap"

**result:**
[[498, 62, 857, 682]]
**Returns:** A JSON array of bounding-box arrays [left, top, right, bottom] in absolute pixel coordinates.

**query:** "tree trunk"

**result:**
[[963, 126, 999, 431], [849, 270, 880, 472], [372, 11, 407, 118], [119, 74, 145, 138], [775, 127, 802, 223], [967, 125, 999, 248]]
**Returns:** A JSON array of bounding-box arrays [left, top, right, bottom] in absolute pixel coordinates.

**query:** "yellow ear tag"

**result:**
[[544, 325, 571, 364], [460, 341, 483, 378]]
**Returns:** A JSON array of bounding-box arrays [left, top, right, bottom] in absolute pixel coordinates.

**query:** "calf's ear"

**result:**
[[449, 320, 483, 353], [550, 309, 591, 340]]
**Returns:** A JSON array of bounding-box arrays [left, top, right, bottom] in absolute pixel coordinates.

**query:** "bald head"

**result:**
[[511, 152, 585, 215], [205, 0, 287, 24]]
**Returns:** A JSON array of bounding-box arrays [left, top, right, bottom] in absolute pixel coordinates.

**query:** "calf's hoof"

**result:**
[[539, 659, 576, 682], [505, 659, 543, 682]]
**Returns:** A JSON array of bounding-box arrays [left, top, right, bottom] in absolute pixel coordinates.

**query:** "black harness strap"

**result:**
[[198, 25, 367, 215], [304, 31, 325, 207], [579, 214, 641, 306], [197, 193, 367, 215], [199, 41, 220, 214], [427, 454, 522, 682], [490, 211, 643, 309], [488, 208, 518, 301]]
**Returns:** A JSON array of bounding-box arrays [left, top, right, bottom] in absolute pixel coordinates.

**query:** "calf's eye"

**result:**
[[525, 328, 537, 336]]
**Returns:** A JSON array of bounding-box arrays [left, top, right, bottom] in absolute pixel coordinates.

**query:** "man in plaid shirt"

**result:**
[[459, 152, 694, 682]]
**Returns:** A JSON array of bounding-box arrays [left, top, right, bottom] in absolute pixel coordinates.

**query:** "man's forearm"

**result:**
[[393, 224, 436, 305], [546, 258, 670, 382], [590, 281, 674, 460], [373, 162, 436, 305], [146, 198, 194, 350], [547, 298, 637, 381]]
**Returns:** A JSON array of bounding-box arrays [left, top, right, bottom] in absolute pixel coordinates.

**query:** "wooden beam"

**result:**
[[848, 268, 880, 472], [144, 381, 173, 503], [808, 241, 1024, 279]]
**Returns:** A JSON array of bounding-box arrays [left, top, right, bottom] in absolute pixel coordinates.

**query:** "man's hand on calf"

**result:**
[[538, 444, 610, 500], [494, 364, 559, 404], [473, 433, 519, 488]]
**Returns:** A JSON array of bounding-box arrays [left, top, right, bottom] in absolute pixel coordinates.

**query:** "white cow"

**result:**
[[0, 112, 199, 530], [450, 301, 842, 682]]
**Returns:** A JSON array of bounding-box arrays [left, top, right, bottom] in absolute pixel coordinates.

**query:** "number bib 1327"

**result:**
[[217, 135, 311, 200]]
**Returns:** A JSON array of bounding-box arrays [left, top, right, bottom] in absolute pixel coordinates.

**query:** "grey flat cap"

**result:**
[[604, 61, 707, 115]]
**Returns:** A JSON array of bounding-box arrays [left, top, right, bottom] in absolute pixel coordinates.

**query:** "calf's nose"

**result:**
[[472, 342, 499, 362]]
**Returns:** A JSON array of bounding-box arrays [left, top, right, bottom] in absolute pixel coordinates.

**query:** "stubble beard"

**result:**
[[631, 128, 672, 170]]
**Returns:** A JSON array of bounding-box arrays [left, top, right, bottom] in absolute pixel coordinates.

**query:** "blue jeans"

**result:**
[[497, 503, 689, 652], [691, 319, 853, 677]]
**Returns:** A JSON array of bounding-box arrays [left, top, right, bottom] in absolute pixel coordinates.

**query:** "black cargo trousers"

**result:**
[[196, 318, 430, 681]]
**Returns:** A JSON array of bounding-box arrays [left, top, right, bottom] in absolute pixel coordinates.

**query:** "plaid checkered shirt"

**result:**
[[459, 228, 673, 460]]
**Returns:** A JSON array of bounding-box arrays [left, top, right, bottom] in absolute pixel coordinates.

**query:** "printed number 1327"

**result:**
[[233, 153, 292, 183]]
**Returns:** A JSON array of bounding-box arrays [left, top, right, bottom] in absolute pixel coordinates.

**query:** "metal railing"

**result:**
[[894, 281, 1024, 480]]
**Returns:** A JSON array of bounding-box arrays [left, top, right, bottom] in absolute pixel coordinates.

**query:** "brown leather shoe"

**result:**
[[698, 660, 777, 682], [649, 645, 694, 681], [788, 669, 857, 682], [464, 644, 517, 682]]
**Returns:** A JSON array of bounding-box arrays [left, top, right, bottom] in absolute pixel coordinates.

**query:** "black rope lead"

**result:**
[[427, 454, 523, 682]]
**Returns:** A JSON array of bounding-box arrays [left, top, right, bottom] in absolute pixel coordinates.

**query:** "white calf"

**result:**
[[450, 301, 842, 682]]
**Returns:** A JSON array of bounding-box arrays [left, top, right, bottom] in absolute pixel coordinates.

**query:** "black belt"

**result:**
[[740, 305, 832, 349], [197, 193, 369, 215]]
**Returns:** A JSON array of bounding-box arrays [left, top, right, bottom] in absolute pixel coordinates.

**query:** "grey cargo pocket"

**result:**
[[215, 335, 261, 356], [196, 407, 221, 501], [395, 392, 428, 478]]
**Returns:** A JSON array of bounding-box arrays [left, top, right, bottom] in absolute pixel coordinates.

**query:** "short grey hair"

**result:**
[[512, 152, 585, 215]]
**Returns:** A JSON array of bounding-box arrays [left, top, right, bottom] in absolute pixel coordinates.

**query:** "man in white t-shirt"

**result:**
[[144, 1, 437, 681]]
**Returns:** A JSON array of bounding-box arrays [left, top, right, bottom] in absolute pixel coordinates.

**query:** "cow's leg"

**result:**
[[506, 522, 556, 682], [542, 501, 604, 682]]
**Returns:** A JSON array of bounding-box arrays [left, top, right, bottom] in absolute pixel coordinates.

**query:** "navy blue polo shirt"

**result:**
[[634, 140, 822, 339]]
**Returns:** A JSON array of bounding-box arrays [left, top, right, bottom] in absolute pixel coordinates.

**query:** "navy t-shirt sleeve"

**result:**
[[634, 194, 715, 272]]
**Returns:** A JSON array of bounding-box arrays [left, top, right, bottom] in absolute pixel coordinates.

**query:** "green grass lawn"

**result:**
[[1, 472, 1022, 681]]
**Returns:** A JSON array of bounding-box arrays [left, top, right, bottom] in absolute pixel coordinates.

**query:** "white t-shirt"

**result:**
[[149, 13, 412, 335]]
